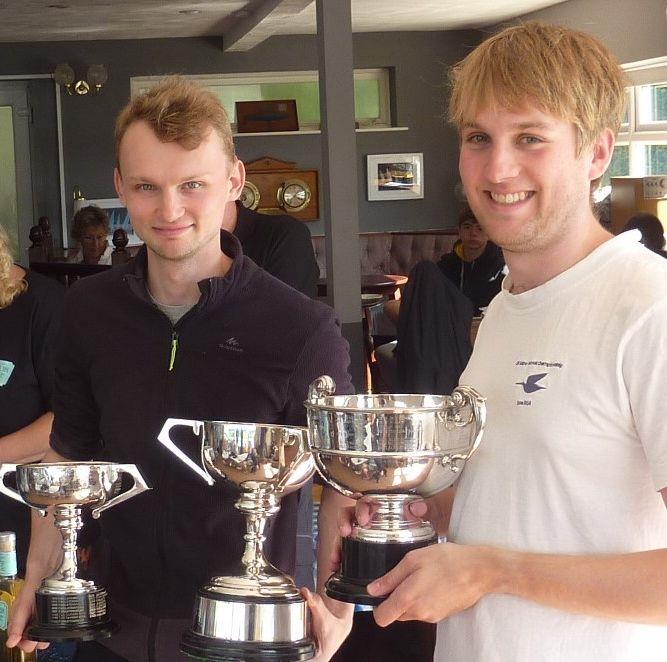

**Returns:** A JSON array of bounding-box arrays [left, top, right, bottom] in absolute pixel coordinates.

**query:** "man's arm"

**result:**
[[0, 412, 54, 463], [7, 447, 70, 653], [368, 485, 667, 627]]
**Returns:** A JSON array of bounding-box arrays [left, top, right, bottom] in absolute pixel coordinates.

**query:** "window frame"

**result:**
[[614, 57, 667, 179], [130, 69, 392, 132]]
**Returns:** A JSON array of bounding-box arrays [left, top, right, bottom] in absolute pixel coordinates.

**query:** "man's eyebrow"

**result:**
[[461, 121, 553, 131]]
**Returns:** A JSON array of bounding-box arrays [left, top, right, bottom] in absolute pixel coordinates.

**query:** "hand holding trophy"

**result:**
[[305, 376, 485, 605], [0, 462, 150, 641], [158, 419, 316, 661]]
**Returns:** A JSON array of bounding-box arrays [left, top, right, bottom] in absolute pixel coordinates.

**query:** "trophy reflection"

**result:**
[[158, 418, 316, 661], [305, 376, 485, 605], [0, 462, 150, 641]]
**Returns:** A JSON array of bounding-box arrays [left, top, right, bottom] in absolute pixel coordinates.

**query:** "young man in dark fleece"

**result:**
[[8, 76, 353, 662]]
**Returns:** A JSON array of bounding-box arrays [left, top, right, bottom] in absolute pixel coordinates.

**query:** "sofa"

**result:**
[[311, 229, 458, 278]]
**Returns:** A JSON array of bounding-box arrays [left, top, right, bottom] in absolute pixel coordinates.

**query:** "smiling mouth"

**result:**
[[488, 191, 534, 204]]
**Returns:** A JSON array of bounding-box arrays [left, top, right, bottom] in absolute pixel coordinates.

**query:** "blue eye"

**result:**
[[466, 134, 488, 144], [183, 181, 202, 190]]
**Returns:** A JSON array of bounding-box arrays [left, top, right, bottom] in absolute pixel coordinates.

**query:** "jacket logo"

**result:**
[[0, 360, 15, 387], [219, 337, 244, 353], [516, 372, 548, 394]]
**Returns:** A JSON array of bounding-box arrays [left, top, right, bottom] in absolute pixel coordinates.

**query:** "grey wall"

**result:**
[[508, 0, 666, 64], [0, 30, 481, 239]]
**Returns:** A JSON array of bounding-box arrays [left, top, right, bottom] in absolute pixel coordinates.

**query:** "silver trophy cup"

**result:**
[[157, 418, 316, 661], [305, 375, 485, 605], [0, 462, 150, 641]]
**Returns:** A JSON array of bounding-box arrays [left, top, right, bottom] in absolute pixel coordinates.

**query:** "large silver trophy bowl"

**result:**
[[158, 418, 316, 661], [0, 462, 150, 641], [305, 376, 485, 605]]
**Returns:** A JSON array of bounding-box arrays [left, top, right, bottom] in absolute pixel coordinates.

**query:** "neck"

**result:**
[[463, 244, 485, 261], [222, 201, 239, 234], [505, 215, 611, 293], [146, 245, 233, 306]]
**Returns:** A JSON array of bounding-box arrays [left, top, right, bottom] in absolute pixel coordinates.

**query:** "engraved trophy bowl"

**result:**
[[0, 462, 151, 641], [305, 375, 486, 605], [157, 418, 316, 661]]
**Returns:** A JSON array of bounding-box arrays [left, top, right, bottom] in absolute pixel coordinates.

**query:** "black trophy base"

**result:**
[[326, 535, 438, 606], [181, 631, 315, 661], [28, 588, 118, 642]]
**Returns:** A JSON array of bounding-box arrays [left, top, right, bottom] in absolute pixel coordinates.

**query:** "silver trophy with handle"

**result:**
[[157, 418, 316, 661], [305, 375, 485, 605], [0, 461, 150, 641]]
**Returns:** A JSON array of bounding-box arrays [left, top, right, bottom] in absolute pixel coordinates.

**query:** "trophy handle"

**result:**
[[307, 375, 336, 403], [0, 464, 48, 517], [442, 386, 487, 465], [156, 418, 214, 486], [91, 464, 152, 519]]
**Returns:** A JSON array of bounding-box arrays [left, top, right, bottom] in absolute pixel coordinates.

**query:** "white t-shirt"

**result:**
[[436, 232, 667, 662]]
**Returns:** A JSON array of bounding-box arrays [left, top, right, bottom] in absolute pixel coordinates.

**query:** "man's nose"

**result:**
[[159, 190, 185, 222], [485, 144, 521, 183]]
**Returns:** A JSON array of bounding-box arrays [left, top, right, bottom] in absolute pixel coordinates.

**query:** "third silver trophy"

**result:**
[[306, 376, 485, 605]]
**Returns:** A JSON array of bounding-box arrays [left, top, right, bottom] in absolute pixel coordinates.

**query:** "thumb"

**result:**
[[367, 558, 412, 597]]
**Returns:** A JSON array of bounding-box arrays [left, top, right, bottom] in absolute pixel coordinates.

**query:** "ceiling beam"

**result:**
[[224, 0, 313, 52]]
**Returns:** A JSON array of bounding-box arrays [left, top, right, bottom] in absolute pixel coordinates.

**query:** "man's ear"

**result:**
[[588, 128, 615, 183], [114, 167, 126, 206], [228, 158, 246, 202]]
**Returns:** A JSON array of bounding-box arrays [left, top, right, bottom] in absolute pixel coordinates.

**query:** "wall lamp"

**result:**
[[54, 63, 108, 95]]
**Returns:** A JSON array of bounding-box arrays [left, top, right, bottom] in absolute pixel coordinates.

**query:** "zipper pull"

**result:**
[[168, 332, 179, 372]]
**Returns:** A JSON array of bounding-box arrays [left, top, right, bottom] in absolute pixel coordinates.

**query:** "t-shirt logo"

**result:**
[[516, 373, 548, 394], [0, 360, 15, 387]]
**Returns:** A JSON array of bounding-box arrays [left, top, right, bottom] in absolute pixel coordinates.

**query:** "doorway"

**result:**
[[0, 82, 34, 264]]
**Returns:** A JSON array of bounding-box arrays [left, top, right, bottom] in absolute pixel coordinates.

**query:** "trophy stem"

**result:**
[[236, 485, 280, 578], [52, 504, 82, 584]]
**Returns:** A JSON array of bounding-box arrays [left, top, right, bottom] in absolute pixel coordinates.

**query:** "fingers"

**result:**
[[337, 505, 356, 537]]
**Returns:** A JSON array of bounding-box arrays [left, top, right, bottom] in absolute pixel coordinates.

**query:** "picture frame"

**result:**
[[73, 197, 141, 245], [235, 100, 299, 133], [366, 153, 424, 201]]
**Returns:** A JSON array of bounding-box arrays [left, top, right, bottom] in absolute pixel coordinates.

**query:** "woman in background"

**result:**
[[70, 205, 112, 265]]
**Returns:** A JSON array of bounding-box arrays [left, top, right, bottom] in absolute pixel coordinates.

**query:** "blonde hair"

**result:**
[[115, 75, 235, 165], [0, 225, 27, 309], [448, 21, 627, 154]]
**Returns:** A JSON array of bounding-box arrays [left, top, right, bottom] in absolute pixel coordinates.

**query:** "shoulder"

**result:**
[[248, 210, 311, 242], [23, 271, 65, 313]]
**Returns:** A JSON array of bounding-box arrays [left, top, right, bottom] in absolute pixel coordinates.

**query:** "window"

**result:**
[[130, 69, 391, 132], [615, 58, 667, 182]]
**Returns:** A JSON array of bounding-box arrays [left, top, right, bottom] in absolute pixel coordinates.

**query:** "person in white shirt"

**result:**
[[337, 20, 667, 662]]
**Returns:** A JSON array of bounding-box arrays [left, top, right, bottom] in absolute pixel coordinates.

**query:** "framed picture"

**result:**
[[367, 153, 424, 201], [73, 197, 142, 245], [236, 100, 299, 133]]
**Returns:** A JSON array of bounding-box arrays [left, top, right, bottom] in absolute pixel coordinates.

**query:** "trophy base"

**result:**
[[181, 631, 315, 661], [326, 535, 438, 606], [28, 588, 118, 642], [181, 587, 315, 661]]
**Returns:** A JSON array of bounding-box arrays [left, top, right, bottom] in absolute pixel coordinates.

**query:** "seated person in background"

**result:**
[[222, 200, 320, 298], [624, 212, 667, 258], [385, 206, 505, 323], [70, 205, 113, 265]]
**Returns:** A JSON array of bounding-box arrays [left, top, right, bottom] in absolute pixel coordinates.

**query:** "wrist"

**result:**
[[483, 545, 521, 596]]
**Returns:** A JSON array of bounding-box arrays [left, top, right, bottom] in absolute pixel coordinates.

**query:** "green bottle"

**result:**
[[0, 532, 35, 662]]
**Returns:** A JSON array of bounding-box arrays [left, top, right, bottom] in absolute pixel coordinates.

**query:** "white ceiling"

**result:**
[[0, 0, 569, 48]]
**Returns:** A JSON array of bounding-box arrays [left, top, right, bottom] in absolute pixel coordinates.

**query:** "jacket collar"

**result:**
[[124, 230, 257, 308]]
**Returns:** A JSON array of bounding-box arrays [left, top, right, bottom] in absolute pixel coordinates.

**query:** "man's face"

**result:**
[[114, 120, 243, 264], [459, 106, 606, 255], [458, 219, 487, 254]]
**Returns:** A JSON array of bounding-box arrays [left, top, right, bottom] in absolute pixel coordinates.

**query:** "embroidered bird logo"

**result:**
[[516, 373, 548, 393]]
